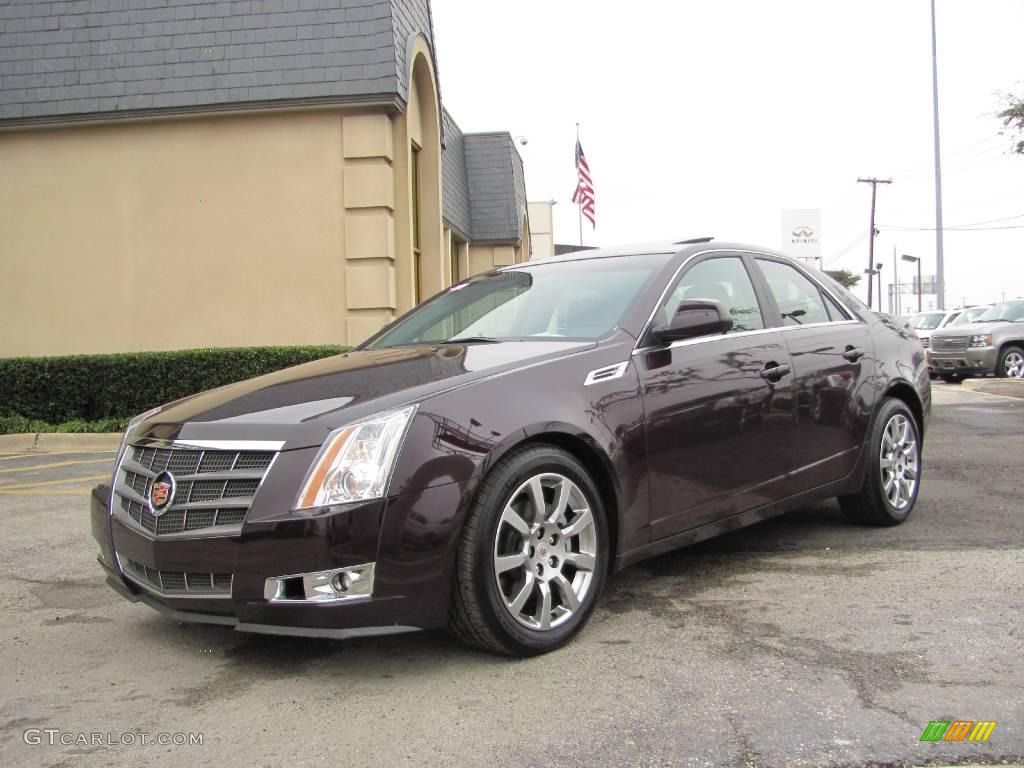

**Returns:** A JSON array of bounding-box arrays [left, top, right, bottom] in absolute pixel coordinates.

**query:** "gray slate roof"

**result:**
[[0, 0, 435, 123], [440, 107, 471, 239], [441, 113, 526, 244], [462, 131, 526, 243]]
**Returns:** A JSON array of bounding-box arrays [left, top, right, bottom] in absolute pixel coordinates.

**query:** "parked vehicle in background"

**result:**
[[909, 309, 962, 352], [946, 305, 991, 327], [928, 300, 1024, 381]]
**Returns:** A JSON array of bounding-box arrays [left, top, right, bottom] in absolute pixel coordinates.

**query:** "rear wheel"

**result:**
[[997, 345, 1024, 379], [448, 445, 608, 656], [839, 398, 921, 526]]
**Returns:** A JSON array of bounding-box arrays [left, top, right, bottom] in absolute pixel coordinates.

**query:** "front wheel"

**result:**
[[448, 445, 608, 656], [839, 398, 922, 526], [997, 345, 1024, 379]]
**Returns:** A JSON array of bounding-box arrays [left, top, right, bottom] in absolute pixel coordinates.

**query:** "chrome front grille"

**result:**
[[112, 444, 276, 536], [932, 335, 969, 353], [118, 555, 232, 595]]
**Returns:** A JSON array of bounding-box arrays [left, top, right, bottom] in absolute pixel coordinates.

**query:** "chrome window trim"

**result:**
[[632, 326, 782, 356], [779, 319, 861, 333], [632, 248, 865, 356], [130, 437, 286, 451]]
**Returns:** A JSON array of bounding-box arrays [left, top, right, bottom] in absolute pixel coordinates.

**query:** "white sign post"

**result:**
[[781, 209, 823, 266]]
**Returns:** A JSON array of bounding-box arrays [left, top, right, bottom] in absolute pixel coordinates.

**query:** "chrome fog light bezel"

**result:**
[[263, 563, 375, 604]]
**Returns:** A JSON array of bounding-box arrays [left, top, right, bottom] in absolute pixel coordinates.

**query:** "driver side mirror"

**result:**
[[652, 299, 733, 343]]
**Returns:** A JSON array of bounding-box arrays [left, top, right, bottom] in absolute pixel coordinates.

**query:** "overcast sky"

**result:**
[[432, 0, 1023, 311]]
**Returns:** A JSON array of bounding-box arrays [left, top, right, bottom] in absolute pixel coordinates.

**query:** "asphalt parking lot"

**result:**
[[1, 383, 1021, 768]]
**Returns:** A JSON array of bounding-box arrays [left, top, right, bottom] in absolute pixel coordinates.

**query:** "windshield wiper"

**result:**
[[443, 336, 502, 344]]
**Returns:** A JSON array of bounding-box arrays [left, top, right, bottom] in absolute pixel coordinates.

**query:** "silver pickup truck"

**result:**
[[928, 300, 1024, 381]]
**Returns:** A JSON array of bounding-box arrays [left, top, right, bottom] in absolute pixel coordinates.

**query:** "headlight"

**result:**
[[969, 334, 993, 348], [295, 405, 417, 510]]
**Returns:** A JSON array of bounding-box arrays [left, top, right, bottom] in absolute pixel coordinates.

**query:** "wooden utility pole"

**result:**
[[857, 177, 892, 308]]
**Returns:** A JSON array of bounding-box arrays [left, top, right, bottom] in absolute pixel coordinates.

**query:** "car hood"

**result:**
[[932, 321, 1013, 338], [131, 341, 594, 449]]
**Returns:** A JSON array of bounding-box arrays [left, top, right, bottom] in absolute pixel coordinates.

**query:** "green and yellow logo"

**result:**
[[920, 720, 997, 742]]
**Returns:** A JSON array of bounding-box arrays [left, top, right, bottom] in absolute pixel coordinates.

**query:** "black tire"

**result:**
[[996, 345, 1024, 379], [839, 398, 922, 526], [448, 444, 609, 656]]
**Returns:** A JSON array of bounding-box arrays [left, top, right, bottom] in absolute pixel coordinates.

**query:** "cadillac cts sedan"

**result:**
[[91, 240, 930, 656]]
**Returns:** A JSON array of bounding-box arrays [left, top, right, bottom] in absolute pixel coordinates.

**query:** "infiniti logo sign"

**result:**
[[792, 226, 815, 238]]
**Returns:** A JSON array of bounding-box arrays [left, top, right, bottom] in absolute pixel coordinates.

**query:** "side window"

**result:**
[[661, 256, 765, 333], [822, 291, 850, 322], [757, 259, 833, 326]]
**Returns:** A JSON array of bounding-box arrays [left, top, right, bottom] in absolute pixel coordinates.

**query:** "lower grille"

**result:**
[[118, 555, 232, 595]]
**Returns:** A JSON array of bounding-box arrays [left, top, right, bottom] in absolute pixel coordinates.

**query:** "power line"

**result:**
[[889, 133, 1005, 179], [895, 141, 1007, 181], [823, 230, 868, 267], [877, 212, 1024, 231], [880, 224, 1024, 232]]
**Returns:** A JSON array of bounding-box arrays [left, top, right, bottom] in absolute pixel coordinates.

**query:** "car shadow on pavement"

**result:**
[[123, 502, 858, 670]]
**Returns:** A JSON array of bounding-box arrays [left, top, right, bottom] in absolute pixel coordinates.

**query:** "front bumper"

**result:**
[[90, 473, 469, 637], [927, 346, 998, 375]]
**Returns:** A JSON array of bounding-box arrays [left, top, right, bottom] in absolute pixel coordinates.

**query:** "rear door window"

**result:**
[[756, 259, 834, 326]]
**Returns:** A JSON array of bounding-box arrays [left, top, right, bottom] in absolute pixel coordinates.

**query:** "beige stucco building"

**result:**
[[0, 0, 534, 357]]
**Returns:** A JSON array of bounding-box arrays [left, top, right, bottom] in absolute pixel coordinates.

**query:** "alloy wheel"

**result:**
[[879, 413, 919, 511], [1005, 350, 1024, 378], [492, 473, 598, 631]]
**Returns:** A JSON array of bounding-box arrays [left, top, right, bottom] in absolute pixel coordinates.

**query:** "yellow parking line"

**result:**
[[0, 489, 92, 496], [0, 474, 109, 491], [0, 458, 113, 474], [0, 451, 117, 462]]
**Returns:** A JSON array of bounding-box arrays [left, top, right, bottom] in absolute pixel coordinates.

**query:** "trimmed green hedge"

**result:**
[[0, 345, 347, 431]]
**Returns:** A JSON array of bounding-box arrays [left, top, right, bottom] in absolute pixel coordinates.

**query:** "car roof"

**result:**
[[524, 239, 793, 266]]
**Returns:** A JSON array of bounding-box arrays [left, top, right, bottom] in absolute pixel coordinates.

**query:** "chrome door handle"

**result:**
[[760, 364, 791, 382], [842, 346, 865, 362]]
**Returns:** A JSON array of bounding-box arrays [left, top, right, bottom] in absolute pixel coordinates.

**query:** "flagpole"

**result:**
[[576, 122, 583, 247]]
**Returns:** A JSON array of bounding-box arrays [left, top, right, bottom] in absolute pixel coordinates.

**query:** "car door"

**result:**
[[635, 253, 797, 540], [752, 256, 876, 490]]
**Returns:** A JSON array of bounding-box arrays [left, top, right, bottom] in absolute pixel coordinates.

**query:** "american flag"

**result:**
[[572, 139, 595, 228]]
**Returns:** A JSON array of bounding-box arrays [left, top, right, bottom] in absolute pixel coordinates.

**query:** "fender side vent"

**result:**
[[584, 362, 630, 386]]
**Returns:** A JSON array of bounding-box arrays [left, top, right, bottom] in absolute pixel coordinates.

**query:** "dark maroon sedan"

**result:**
[[91, 240, 930, 655]]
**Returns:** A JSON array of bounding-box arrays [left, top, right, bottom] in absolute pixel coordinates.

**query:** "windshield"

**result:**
[[366, 254, 668, 349], [974, 302, 1024, 323], [910, 312, 946, 330], [950, 307, 988, 326]]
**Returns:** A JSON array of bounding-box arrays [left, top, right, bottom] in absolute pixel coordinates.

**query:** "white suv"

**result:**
[[909, 309, 963, 351]]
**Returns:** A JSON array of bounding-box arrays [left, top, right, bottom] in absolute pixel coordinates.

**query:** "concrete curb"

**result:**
[[960, 377, 1024, 399], [0, 433, 121, 453]]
